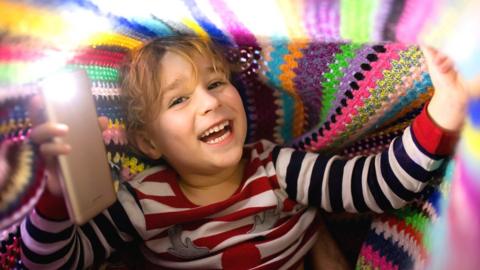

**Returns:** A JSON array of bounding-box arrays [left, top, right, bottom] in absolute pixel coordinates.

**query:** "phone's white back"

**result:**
[[42, 70, 116, 225]]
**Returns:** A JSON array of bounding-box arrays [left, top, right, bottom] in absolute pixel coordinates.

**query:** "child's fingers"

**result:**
[[421, 46, 455, 74], [39, 142, 71, 157], [434, 53, 448, 66], [420, 46, 432, 66], [438, 57, 455, 74], [98, 116, 109, 132], [433, 50, 456, 74], [30, 123, 69, 144]]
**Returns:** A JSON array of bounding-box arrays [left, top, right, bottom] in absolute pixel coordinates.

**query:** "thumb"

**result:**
[[420, 46, 437, 67]]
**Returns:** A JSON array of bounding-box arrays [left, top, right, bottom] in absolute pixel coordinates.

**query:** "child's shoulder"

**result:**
[[126, 165, 179, 191], [245, 139, 279, 153], [244, 139, 289, 162]]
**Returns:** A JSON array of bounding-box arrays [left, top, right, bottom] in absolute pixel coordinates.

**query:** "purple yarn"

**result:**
[[293, 43, 341, 130], [304, 0, 319, 40], [371, 0, 394, 41], [317, 0, 340, 42], [304, 0, 340, 41], [209, 0, 257, 46]]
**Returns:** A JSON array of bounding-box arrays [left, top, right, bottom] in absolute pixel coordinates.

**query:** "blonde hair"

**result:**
[[120, 35, 230, 146]]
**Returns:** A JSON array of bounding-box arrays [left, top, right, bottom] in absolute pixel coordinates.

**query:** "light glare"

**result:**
[[42, 71, 78, 103]]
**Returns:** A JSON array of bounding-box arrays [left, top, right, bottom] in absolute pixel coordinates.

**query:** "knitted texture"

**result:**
[[0, 1, 479, 269]]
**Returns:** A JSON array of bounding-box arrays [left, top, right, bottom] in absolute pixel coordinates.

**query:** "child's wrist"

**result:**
[[413, 104, 460, 156], [427, 94, 467, 132], [36, 184, 69, 220]]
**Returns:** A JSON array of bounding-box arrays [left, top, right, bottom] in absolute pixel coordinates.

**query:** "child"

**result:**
[[21, 36, 469, 269]]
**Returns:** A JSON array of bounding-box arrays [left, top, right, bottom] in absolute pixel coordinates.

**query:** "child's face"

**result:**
[[143, 51, 247, 176]]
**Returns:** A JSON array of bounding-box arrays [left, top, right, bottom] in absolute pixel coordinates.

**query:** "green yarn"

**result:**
[[0, 62, 42, 84], [334, 46, 421, 148], [68, 64, 119, 82], [319, 43, 361, 124], [340, 0, 377, 42], [394, 206, 430, 233], [355, 256, 377, 270]]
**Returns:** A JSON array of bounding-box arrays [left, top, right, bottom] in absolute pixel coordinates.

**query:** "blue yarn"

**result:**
[[113, 17, 159, 39], [94, 95, 126, 121], [281, 92, 295, 143], [364, 231, 414, 269], [468, 98, 480, 128], [427, 187, 442, 216], [31, 0, 101, 12], [261, 40, 296, 142], [133, 17, 173, 36], [265, 39, 289, 89], [373, 72, 432, 130], [182, 0, 233, 46]]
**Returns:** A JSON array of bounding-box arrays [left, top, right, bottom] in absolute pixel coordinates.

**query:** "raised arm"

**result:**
[[269, 105, 457, 213], [20, 183, 143, 269], [271, 46, 470, 213]]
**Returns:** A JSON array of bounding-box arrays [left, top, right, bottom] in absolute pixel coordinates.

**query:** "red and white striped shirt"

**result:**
[[21, 107, 457, 269]]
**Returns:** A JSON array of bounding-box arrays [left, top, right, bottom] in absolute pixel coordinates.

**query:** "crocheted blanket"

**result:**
[[1, 1, 479, 269]]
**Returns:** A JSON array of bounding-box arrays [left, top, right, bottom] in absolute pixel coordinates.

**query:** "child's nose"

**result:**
[[197, 88, 221, 115]]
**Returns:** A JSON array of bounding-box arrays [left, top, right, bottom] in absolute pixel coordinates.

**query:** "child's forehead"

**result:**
[[161, 50, 223, 76], [161, 50, 197, 67], [159, 51, 224, 88]]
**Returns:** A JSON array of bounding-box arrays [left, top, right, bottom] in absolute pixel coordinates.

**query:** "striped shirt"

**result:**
[[20, 108, 456, 269]]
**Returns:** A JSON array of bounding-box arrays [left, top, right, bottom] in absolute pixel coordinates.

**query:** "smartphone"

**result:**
[[41, 69, 116, 225]]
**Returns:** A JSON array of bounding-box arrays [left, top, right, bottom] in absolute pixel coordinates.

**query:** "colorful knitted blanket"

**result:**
[[1, 1, 479, 269]]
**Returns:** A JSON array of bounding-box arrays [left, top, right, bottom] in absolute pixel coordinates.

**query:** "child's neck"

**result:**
[[177, 159, 246, 206]]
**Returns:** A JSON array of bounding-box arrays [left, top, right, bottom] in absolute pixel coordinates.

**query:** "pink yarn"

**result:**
[[395, 0, 438, 43], [360, 244, 399, 270], [446, 157, 480, 270], [309, 44, 402, 150]]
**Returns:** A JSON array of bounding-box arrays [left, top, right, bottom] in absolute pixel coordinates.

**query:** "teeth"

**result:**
[[200, 120, 229, 138], [205, 129, 231, 144]]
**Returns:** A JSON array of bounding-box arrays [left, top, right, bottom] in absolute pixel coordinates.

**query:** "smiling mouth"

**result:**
[[198, 120, 232, 144]]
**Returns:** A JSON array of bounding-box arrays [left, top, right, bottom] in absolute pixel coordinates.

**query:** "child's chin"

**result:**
[[210, 148, 243, 167]]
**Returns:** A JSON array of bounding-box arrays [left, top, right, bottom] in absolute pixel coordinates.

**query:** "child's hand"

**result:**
[[421, 46, 469, 131], [465, 75, 480, 97]]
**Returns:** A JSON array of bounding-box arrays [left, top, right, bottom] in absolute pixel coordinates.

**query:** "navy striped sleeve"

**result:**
[[20, 197, 138, 269], [328, 159, 347, 212], [380, 151, 416, 201], [351, 157, 368, 212], [79, 222, 107, 266], [307, 156, 329, 207], [21, 231, 76, 265], [366, 158, 394, 211], [285, 151, 306, 200], [270, 122, 447, 213], [25, 215, 74, 243]]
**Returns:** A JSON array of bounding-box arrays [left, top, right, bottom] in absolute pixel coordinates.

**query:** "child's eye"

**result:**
[[169, 96, 189, 108], [208, 81, 225, 90]]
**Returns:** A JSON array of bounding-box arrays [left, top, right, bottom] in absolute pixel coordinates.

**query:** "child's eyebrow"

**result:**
[[163, 78, 186, 93], [205, 66, 225, 74]]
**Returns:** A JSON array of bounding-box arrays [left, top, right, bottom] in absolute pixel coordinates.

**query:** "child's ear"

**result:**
[[134, 132, 162, 159]]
